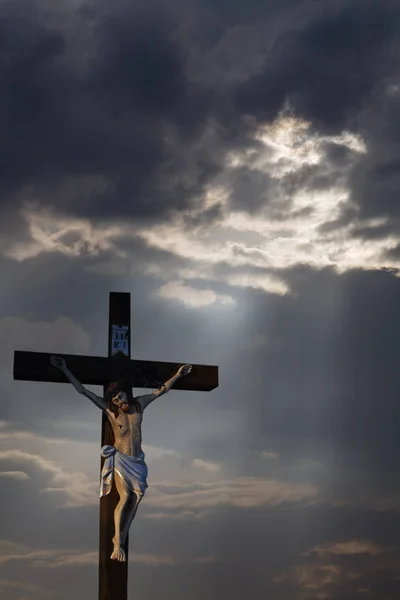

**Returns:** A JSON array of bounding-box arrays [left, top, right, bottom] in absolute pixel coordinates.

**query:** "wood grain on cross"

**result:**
[[13, 292, 218, 600]]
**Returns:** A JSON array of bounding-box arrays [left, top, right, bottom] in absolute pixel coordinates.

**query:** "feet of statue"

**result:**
[[110, 545, 126, 562]]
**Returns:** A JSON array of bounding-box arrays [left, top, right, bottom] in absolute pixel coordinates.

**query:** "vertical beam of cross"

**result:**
[[98, 292, 131, 600]]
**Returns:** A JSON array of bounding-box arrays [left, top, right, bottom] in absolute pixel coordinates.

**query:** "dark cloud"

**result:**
[[235, 0, 400, 132], [0, 3, 68, 187], [229, 166, 276, 213], [322, 142, 355, 168], [386, 244, 400, 259], [4, 0, 398, 236], [1, 0, 398, 238], [350, 222, 395, 242], [317, 205, 358, 234], [182, 202, 224, 229], [299, 6, 400, 240], [0, 0, 220, 226], [345, 86, 400, 240], [203, 0, 303, 28], [351, 155, 400, 227], [279, 140, 359, 201], [93, 10, 187, 118]]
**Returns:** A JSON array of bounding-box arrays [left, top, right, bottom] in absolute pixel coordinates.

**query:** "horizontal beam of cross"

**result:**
[[13, 351, 218, 391]]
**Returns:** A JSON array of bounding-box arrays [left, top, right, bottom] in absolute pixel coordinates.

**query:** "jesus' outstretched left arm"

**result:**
[[136, 364, 192, 410]]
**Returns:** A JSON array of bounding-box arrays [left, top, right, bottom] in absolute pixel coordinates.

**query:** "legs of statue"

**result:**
[[111, 470, 142, 562]]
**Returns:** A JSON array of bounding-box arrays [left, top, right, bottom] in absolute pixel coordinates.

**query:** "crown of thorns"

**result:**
[[106, 381, 125, 397]]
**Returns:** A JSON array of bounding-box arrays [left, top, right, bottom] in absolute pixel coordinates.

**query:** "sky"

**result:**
[[1, 0, 400, 598]]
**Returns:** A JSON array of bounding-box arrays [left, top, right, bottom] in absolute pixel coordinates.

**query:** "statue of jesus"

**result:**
[[50, 355, 192, 562]]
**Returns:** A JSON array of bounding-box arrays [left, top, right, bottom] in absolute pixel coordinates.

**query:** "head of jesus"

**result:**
[[105, 382, 141, 417]]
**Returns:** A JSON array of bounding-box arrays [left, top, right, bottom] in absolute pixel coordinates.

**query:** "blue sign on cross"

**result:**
[[111, 324, 129, 356]]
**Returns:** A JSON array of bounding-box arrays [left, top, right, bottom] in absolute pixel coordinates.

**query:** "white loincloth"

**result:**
[[100, 445, 148, 498]]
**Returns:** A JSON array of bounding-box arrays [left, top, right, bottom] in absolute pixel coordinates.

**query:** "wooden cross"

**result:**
[[13, 292, 219, 600]]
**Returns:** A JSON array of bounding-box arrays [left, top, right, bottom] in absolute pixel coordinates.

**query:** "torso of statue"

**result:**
[[105, 402, 143, 457]]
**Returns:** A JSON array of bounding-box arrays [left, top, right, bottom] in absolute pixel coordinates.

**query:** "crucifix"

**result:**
[[13, 292, 218, 600]]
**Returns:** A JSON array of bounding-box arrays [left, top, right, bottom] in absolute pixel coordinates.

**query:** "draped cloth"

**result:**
[[100, 445, 148, 498]]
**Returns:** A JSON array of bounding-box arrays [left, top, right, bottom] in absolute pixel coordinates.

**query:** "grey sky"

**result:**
[[1, 0, 400, 598]]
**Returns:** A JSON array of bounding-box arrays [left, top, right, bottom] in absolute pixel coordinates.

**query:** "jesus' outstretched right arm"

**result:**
[[50, 355, 107, 411]]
